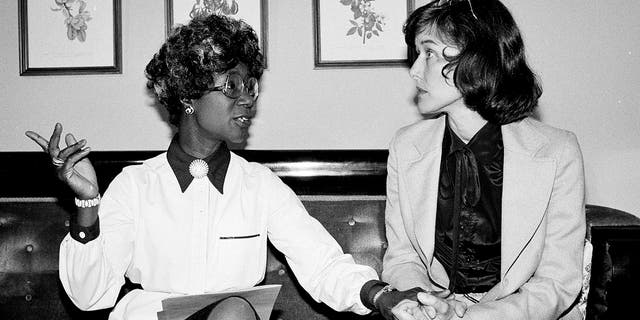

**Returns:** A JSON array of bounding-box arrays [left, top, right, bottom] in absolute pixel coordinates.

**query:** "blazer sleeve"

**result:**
[[465, 132, 586, 320], [381, 134, 432, 291]]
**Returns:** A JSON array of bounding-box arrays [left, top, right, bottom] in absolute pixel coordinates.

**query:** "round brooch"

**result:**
[[188, 159, 209, 179]]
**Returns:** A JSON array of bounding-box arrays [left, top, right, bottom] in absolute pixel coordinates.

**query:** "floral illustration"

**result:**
[[190, 0, 239, 19], [340, 0, 386, 44], [51, 0, 92, 42]]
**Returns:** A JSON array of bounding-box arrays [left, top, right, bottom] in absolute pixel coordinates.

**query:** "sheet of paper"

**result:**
[[157, 284, 281, 320]]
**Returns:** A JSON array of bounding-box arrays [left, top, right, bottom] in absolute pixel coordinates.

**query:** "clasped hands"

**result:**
[[379, 288, 466, 320]]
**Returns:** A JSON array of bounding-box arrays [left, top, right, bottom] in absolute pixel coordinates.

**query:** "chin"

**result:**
[[229, 133, 250, 145], [417, 104, 439, 114], [228, 137, 246, 145], [416, 98, 449, 114], [228, 140, 248, 149]]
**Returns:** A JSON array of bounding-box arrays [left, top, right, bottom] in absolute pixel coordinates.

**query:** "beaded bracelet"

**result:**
[[74, 194, 101, 208]]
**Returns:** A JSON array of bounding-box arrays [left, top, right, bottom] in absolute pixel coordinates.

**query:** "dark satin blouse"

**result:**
[[433, 119, 504, 294]]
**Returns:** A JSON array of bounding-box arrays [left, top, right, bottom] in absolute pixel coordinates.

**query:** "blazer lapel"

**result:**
[[501, 149, 555, 276], [480, 119, 556, 301], [404, 117, 446, 268], [481, 120, 556, 301]]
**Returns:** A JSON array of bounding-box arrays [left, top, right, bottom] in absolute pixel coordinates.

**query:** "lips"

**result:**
[[233, 115, 252, 128]]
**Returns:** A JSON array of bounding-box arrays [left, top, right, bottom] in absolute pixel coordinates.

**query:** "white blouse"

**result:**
[[59, 152, 377, 319]]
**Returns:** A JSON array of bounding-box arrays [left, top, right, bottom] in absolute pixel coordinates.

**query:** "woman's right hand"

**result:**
[[25, 123, 98, 199], [417, 291, 467, 319]]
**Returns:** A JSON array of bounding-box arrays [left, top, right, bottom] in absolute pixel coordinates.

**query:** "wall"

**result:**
[[1, 0, 639, 216]]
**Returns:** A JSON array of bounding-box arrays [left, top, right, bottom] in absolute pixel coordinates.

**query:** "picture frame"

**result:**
[[165, 0, 268, 67], [18, 0, 122, 76], [313, 0, 414, 68]]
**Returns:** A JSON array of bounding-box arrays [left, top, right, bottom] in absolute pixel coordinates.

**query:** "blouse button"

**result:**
[[79, 231, 86, 239], [278, 269, 286, 276]]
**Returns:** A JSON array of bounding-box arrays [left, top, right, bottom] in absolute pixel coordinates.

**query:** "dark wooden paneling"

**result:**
[[0, 151, 388, 197]]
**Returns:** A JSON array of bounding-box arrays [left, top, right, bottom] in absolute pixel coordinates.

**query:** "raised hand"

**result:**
[[25, 123, 98, 199]]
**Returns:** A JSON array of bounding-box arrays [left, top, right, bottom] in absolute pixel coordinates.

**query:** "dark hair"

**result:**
[[404, 0, 541, 124], [145, 14, 264, 126]]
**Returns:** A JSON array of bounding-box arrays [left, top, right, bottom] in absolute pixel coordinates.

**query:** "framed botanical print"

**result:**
[[313, 0, 414, 68], [18, 0, 122, 75], [166, 0, 268, 67]]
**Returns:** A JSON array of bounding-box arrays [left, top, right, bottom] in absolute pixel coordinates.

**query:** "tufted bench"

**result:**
[[1, 151, 638, 320]]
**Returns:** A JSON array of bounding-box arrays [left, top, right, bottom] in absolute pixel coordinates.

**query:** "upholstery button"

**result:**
[[79, 231, 86, 239], [278, 269, 286, 276], [26, 245, 34, 252], [348, 218, 356, 226], [25, 294, 32, 302]]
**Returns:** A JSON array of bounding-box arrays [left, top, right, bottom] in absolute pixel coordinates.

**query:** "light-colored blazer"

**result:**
[[382, 116, 586, 320]]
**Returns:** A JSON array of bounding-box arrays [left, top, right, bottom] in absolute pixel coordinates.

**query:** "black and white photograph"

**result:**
[[1, 1, 639, 320]]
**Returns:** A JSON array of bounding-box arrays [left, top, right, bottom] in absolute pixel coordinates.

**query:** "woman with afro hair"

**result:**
[[27, 14, 445, 320]]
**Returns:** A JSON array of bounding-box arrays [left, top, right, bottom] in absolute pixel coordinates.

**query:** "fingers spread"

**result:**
[[48, 123, 63, 155], [65, 133, 78, 147], [59, 139, 87, 159], [25, 131, 49, 151], [65, 147, 91, 170]]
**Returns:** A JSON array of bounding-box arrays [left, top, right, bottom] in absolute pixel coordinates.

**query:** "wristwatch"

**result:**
[[372, 284, 396, 305]]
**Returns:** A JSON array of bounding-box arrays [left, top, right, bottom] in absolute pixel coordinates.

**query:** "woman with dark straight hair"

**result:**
[[380, 0, 586, 319]]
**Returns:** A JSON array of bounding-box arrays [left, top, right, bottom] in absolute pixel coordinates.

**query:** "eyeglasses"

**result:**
[[437, 0, 478, 20], [210, 73, 259, 101]]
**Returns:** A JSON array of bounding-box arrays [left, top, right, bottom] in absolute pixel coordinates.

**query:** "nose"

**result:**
[[236, 92, 256, 109], [409, 58, 424, 83]]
